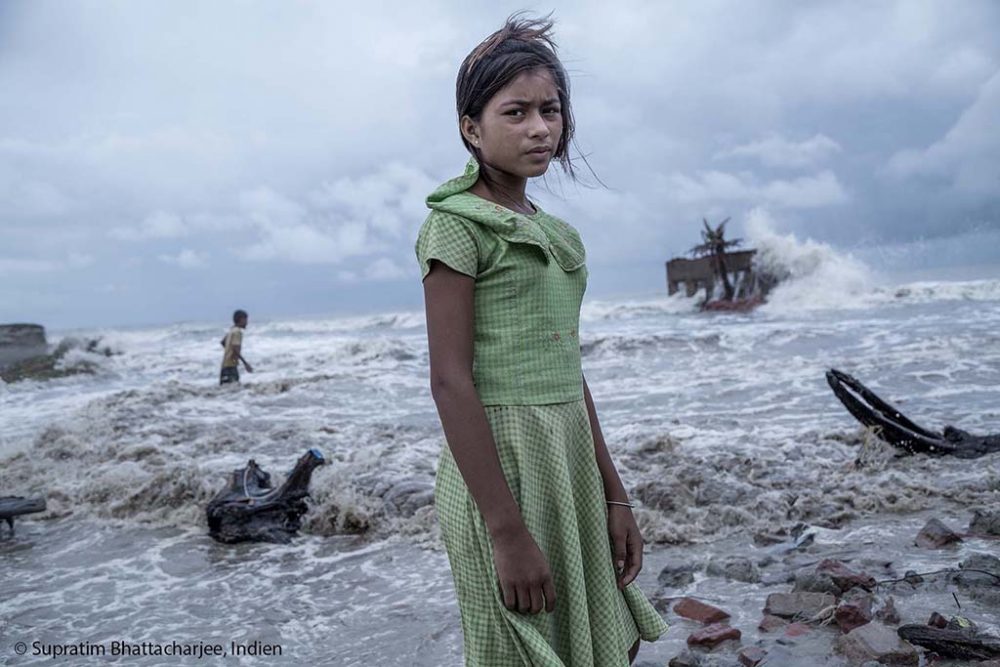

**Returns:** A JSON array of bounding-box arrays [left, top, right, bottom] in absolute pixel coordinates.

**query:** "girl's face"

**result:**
[[463, 67, 563, 180]]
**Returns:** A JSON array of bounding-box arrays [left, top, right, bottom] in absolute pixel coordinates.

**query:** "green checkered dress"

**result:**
[[417, 160, 668, 666]]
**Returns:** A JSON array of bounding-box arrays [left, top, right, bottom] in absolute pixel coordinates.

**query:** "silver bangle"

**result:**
[[606, 500, 634, 508]]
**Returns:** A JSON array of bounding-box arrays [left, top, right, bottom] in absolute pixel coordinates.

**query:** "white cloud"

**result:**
[[0, 177, 75, 218], [760, 171, 849, 208], [0, 253, 93, 275], [716, 134, 842, 168], [67, 253, 94, 269], [158, 249, 208, 269], [307, 162, 437, 237], [111, 210, 189, 241], [236, 187, 341, 263], [668, 169, 848, 209], [239, 223, 346, 264], [337, 258, 410, 283], [234, 162, 437, 265], [0, 258, 61, 274], [1, 1, 998, 325], [886, 70, 1000, 195], [364, 257, 407, 281], [238, 187, 306, 225]]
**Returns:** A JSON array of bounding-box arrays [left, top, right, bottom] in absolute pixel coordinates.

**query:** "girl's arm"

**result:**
[[424, 260, 556, 614], [583, 375, 643, 589]]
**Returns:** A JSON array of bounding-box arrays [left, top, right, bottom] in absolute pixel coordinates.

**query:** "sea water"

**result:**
[[2, 234, 999, 665]]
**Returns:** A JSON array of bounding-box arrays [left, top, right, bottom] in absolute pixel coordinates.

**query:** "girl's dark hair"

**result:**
[[456, 13, 577, 179]]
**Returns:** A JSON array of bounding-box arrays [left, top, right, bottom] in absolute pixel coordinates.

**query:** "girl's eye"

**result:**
[[505, 109, 525, 117], [544, 107, 561, 116]]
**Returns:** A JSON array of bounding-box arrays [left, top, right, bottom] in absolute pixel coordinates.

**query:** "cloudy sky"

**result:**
[[1, 1, 998, 328]]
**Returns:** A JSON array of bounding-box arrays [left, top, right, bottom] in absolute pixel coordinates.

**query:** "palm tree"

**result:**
[[690, 217, 742, 301]]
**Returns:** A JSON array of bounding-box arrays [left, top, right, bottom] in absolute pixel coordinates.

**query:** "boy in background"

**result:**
[[220, 309, 253, 384]]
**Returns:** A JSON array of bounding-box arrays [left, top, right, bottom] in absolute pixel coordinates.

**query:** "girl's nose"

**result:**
[[526, 110, 551, 138]]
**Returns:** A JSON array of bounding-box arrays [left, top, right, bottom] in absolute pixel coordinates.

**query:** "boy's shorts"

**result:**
[[220, 367, 240, 384]]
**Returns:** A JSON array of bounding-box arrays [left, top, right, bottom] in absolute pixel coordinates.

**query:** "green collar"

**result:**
[[426, 158, 585, 272]]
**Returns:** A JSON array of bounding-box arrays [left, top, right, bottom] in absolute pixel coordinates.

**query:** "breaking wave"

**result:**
[[6, 377, 998, 549], [617, 427, 1000, 545], [580, 293, 700, 322], [746, 210, 1000, 315], [1, 379, 444, 543], [879, 278, 1000, 304], [3, 250, 999, 550], [580, 333, 722, 359], [747, 210, 876, 314]]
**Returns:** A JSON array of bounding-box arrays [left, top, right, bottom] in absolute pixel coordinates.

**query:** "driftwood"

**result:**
[[0, 496, 46, 535], [827, 369, 1000, 458], [206, 449, 325, 544], [898, 623, 1000, 661]]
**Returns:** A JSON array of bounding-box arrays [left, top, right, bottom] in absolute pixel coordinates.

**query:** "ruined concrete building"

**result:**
[[666, 249, 762, 300]]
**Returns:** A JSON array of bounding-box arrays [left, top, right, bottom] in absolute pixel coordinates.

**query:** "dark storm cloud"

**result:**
[[0, 0, 998, 326]]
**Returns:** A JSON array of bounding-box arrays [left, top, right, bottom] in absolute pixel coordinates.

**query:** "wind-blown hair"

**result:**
[[456, 14, 577, 179]]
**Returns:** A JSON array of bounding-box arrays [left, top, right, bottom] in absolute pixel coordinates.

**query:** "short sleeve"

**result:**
[[415, 212, 479, 280], [228, 328, 243, 346]]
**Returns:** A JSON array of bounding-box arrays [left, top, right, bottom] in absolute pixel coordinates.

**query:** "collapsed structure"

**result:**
[[665, 218, 778, 310], [666, 249, 760, 299]]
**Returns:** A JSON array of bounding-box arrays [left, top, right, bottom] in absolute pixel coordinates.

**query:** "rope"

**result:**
[[875, 568, 1000, 589]]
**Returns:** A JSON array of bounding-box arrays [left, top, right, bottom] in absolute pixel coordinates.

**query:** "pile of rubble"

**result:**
[[647, 511, 1000, 666]]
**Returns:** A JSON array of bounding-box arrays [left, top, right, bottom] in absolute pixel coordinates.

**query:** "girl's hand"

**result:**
[[608, 504, 642, 589], [492, 525, 556, 614]]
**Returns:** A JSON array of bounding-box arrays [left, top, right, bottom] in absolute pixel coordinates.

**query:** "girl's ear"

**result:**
[[460, 115, 481, 148]]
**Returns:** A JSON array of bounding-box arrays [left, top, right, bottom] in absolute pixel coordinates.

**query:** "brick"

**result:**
[[837, 622, 918, 665], [835, 593, 874, 633], [915, 518, 962, 549], [764, 592, 836, 620], [738, 646, 767, 667], [687, 623, 742, 648], [785, 622, 811, 637], [758, 614, 787, 633], [816, 558, 876, 592], [674, 597, 731, 625]]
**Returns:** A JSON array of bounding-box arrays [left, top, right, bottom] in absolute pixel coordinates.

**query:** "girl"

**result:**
[[416, 15, 668, 666]]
